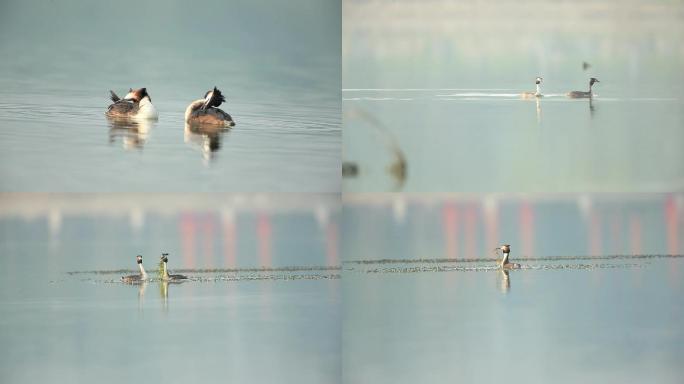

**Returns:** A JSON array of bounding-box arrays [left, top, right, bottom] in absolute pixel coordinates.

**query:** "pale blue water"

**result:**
[[0, 0, 341, 192], [342, 0, 684, 192], [342, 194, 684, 383], [0, 194, 340, 383]]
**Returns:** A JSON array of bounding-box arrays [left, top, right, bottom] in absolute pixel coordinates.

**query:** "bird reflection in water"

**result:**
[[498, 269, 510, 294], [107, 117, 156, 150], [160, 280, 169, 313], [127, 279, 177, 313], [184, 122, 231, 166], [343, 107, 407, 190], [589, 98, 596, 118], [137, 281, 148, 312]]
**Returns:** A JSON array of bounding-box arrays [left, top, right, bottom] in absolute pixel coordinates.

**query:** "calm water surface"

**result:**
[[0, 194, 340, 383], [342, 0, 684, 192], [0, 0, 340, 192], [342, 194, 684, 383]]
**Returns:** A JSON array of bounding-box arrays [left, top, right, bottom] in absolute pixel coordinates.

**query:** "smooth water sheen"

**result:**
[[342, 0, 684, 192], [342, 194, 684, 383], [0, 194, 340, 383], [0, 0, 340, 192]]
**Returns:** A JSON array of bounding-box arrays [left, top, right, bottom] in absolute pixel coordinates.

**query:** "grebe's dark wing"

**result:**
[[107, 100, 138, 114], [110, 90, 121, 102]]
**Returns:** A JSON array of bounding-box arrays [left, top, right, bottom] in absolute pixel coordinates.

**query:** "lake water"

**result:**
[[0, 0, 340, 192], [0, 194, 340, 383], [342, 194, 684, 383], [342, 0, 684, 192]]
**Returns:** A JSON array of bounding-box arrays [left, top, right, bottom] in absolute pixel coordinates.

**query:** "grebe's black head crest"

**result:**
[[590, 77, 599, 85], [136, 255, 143, 263], [201, 86, 226, 110], [535, 77, 543, 84], [138, 87, 150, 102]]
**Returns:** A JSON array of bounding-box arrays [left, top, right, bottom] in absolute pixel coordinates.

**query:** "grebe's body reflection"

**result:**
[[160, 280, 169, 312], [499, 269, 510, 293], [159, 276, 187, 313], [137, 281, 148, 311], [344, 107, 407, 190], [184, 122, 231, 164], [107, 117, 156, 150]]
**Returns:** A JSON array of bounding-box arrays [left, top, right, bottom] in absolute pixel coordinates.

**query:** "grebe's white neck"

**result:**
[[138, 263, 148, 279], [162, 260, 170, 279], [500, 252, 509, 268], [135, 96, 158, 120], [185, 99, 205, 122], [535, 83, 541, 96]]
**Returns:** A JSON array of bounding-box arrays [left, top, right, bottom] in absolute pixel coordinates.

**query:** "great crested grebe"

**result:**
[[567, 78, 600, 98], [121, 255, 148, 283], [160, 253, 188, 281], [106, 87, 159, 120], [185, 87, 235, 127], [521, 77, 543, 98], [495, 244, 521, 269]]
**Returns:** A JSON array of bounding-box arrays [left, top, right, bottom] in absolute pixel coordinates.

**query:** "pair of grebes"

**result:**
[[521, 77, 600, 98], [121, 253, 187, 283], [106, 87, 235, 127]]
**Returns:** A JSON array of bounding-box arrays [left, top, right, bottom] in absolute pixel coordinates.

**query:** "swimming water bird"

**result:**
[[495, 244, 521, 269], [521, 77, 543, 98], [106, 87, 159, 119], [567, 78, 600, 98], [160, 253, 188, 281], [121, 255, 148, 283], [185, 87, 235, 127]]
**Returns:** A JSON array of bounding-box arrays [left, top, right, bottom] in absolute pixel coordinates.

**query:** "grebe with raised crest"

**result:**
[[185, 87, 235, 127]]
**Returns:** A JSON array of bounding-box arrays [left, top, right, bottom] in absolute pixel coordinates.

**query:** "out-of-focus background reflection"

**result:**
[[342, 0, 684, 192], [343, 193, 684, 384], [343, 193, 683, 260], [0, 194, 340, 383]]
